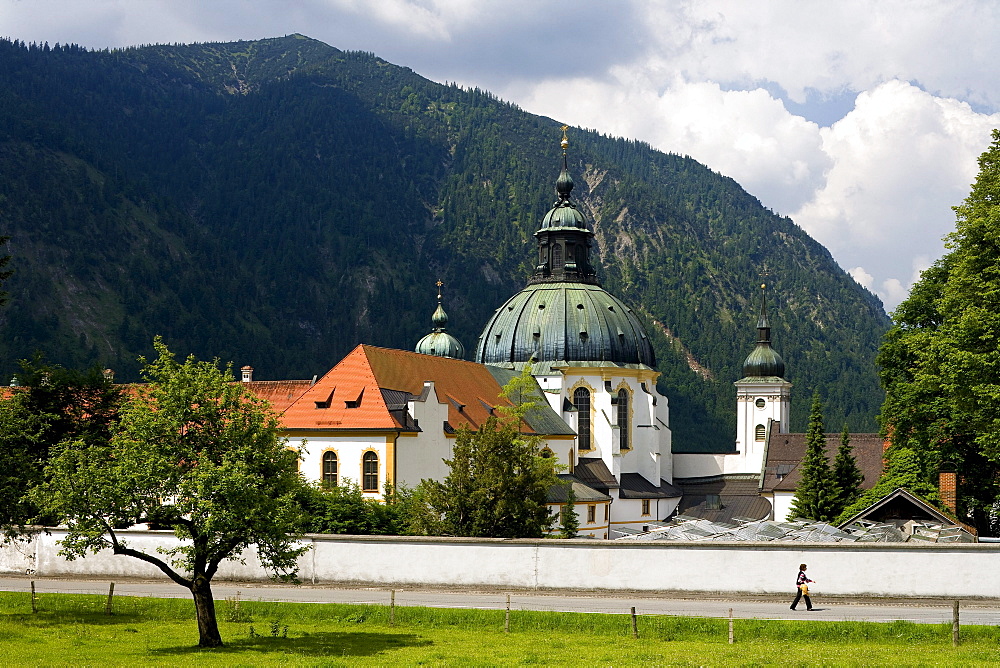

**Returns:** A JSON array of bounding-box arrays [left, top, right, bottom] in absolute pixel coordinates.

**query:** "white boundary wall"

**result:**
[[2, 530, 996, 599]]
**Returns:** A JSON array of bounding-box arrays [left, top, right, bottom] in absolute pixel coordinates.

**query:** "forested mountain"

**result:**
[[0, 35, 890, 451]]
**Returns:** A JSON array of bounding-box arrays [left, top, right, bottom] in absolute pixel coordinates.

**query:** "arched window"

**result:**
[[362, 451, 379, 492], [322, 451, 338, 487], [617, 388, 629, 450], [755, 424, 766, 441], [540, 447, 554, 459], [552, 244, 563, 269], [573, 387, 591, 451]]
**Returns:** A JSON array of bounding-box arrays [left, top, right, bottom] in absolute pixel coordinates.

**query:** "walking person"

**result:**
[[790, 563, 814, 611]]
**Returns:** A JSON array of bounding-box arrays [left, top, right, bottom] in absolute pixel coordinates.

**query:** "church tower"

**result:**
[[732, 282, 791, 475]]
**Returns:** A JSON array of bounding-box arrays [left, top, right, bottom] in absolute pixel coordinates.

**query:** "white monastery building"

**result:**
[[239, 132, 882, 535]]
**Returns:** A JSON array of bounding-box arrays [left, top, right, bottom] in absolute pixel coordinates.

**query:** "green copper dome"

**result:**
[[476, 130, 654, 368], [475, 281, 656, 367], [741, 284, 786, 379], [415, 284, 465, 359]]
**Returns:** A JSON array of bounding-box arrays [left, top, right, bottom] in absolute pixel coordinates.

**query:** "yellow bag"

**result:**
[[799, 584, 809, 596]]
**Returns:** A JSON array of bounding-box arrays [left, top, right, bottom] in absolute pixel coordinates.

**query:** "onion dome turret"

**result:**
[[415, 281, 466, 359], [741, 282, 786, 379]]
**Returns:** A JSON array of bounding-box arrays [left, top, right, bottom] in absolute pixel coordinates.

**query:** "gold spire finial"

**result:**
[[436, 279, 443, 301], [560, 125, 569, 152]]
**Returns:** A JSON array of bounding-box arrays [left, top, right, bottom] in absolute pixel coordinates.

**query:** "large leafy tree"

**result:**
[[414, 367, 560, 538], [33, 339, 307, 647], [877, 129, 1000, 535], [789, 394, 838, 522]]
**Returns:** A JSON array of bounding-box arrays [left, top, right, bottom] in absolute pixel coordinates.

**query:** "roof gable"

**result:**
[[838, 488, 975, 536], [280, 345, 397, 430]]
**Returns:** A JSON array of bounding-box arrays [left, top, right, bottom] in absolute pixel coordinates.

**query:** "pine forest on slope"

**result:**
[[0, 35, 890, 452]]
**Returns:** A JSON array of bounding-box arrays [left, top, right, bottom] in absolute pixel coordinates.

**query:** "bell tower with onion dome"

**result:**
[[731, 281, 791, 475]]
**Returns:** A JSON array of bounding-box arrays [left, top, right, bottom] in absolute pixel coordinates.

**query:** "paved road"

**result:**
[[3, 576, 998, 625]]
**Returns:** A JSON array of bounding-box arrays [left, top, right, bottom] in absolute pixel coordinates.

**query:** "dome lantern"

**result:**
[[530, 126, 599, 286]]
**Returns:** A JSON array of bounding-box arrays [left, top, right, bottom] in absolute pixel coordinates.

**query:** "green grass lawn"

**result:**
[[1, 591, 998, 666]]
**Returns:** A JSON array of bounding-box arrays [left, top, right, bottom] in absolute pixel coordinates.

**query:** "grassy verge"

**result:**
[[0, 591, 998, 666]]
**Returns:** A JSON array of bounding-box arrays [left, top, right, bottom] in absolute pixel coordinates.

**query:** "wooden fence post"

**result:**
[[728, 608, 734, 644], [30, 581, 37, 614], [952, 600, 960, 647], [631, 606, 638, 639], [390, 589, 396, 627], [505, 594, 511, 633], [105, 582, 115, 616]]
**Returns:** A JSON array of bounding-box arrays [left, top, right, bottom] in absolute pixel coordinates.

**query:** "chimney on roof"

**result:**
[[241, 365, 253, 383], [939, 467, 957, 513]]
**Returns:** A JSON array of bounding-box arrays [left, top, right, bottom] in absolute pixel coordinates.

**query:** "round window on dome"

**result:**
[[755, 398, 766, 409]]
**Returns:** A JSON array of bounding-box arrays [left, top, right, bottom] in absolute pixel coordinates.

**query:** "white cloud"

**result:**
[[792, 80, 1000, 308], [642, 1, 1000, 110], [848, 266, 874, 290]]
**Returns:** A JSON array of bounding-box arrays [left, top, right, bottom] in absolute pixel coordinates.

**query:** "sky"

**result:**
[[4, 1, 1000, 313]]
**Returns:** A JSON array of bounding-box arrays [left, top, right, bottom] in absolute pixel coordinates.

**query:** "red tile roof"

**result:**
[[243, 380, 313, 413], [275, 345, 533, 433]]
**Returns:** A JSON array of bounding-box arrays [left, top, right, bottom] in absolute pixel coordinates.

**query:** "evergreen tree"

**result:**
[[877, 129, 1000, 534], [831, 424, 864, 515], [559, 483, 579, 538], [789, 393, 838, 522]]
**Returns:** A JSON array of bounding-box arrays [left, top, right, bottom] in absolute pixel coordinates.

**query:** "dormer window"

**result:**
[[315, 388, 334, 409], [345, 389, 364, 408]]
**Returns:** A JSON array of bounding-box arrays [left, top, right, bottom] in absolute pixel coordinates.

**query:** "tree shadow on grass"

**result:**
[[149, 631, 432, 658]]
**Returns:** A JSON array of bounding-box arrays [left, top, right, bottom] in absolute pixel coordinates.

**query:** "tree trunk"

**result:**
[[191, 575, 223, 647]]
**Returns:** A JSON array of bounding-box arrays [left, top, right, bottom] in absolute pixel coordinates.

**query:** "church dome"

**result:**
[[742, 341, 785, 378], [740, 283, 786, 379], [415, 283, 465, 359], [475, 129, 655, 368], [474, 282, 656, 367]]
